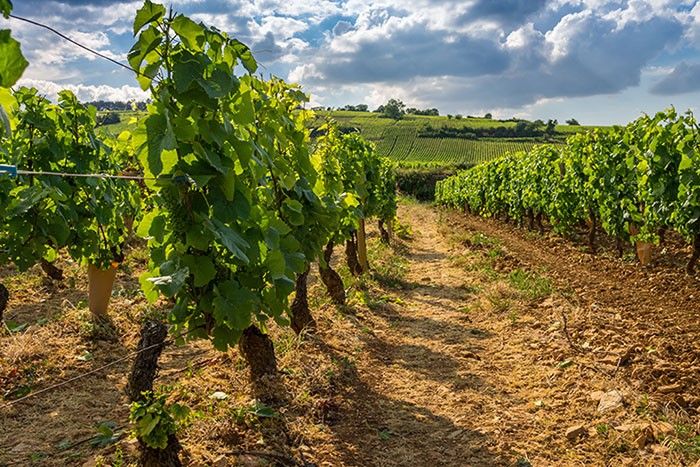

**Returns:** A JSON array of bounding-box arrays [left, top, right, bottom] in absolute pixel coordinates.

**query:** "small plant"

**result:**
[[91, 421, 123, 447], [596, 423, 610, 437], [233, 401, 277, 427], [393, 217, 413, 239], [508, 309, 518, 324], [129, 390, 190, 450], [508, 269, 552, 300]]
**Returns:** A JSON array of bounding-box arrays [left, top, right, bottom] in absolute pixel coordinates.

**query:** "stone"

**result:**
[[653, 421, 675, 438], [597, 390, 624, 413], [650, 443, 669, 456], [566, 425, 587, 441], [590, 391, 605, 401], [634, 425, 654, 450]]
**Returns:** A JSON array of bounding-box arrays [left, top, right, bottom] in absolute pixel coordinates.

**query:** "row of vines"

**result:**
[[436, 108, 700, 273], [0, 0, 397, 464]]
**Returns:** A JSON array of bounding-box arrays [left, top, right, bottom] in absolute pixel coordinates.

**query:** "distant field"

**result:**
[[95, 111, 141, 137], [311, 111, 588, 166], [101, 109, 597, 167]]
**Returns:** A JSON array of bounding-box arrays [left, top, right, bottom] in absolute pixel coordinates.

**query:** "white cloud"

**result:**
[[17, 79, 148, 103]]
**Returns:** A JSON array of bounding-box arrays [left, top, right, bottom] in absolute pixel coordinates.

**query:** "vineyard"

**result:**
[[436, 109, 700, 274], [2, 1, 700, 466], [310, 112, 578, 167]]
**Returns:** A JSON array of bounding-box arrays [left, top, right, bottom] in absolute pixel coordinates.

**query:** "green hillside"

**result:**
[[311, 111, 598, 167]]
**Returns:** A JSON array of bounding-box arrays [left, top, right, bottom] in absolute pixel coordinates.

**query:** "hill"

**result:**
[[310, 111, 600, 167]]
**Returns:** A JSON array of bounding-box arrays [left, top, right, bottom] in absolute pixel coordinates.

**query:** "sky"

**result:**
[[2, 0, 700, 125]]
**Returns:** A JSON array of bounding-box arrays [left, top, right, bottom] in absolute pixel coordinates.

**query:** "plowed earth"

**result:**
[[1, 202, 699, 466]]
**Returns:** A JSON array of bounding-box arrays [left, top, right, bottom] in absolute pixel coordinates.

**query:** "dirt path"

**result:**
[[323, 203, 699, 466]]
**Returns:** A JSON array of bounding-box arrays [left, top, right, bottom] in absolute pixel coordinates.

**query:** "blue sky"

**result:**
[[3, 0, 700, 125]]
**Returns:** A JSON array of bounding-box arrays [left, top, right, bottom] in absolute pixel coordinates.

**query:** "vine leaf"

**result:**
[[133, 0, 165, 36], [0, 30, 27, 87]]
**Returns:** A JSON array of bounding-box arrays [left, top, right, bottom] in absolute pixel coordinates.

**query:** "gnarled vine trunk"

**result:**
[[345, 231, 363, 276], [239, 325, 277, 382], [138, 436, 182, 467], [587, 209, 597, 254], [0, 283, 8, 322], [40, 259, 63, 281], [357, 218, 369, 273], [290, 266, 316, 334], [378, 219, 390, 244], [320, 240, 345, 305], [127, 322, 182, 467], [616, 236, 625, 258], [535, 212, 545, 235], [127, 321, 168, 402]]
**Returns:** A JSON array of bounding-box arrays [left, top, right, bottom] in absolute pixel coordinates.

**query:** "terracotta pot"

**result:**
[[636, 242, 652, 266], [88, 263, 118, 315], [629, 224, 652, 266]]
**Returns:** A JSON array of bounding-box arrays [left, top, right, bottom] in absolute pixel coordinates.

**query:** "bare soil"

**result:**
[[1, 202, 699, 466]]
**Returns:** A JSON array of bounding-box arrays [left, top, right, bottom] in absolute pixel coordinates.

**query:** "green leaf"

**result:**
[[196, 68, 233, 99], [139, 271, 161, 302], [143, 113, 177, 175], [133, 0, 165, 36], [137, 210, 166, 243], [171, 14, 205, 50], [219, 170, 236, 201], [230, 39, 257, 73], [251, 403, 276, 418], [213, 280, 257, 330], [138, 413, 160, 437], [679, 153, 693, 172], [181, 255, 216, 287], [147, 266, 189, 297], [13, 186, 50, 214], [0, 100, 11, 138], [205, 218, 250, 264], [267, 249, 286, 280], [6, 321, 29, 333], [0, 30, 27, 87]]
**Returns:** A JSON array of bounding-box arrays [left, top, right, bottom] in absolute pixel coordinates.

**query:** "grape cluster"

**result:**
[[160, 186, 192, 242]]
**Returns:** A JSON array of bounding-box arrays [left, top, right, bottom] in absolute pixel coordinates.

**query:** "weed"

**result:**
[[596, 423, 610, 437], [368, 239, 409, 287], [393, 218, 413, 239], [488, 295, 510, 312], [508, 309, 518, 324], [635, 395, 650, 416], [233, 402, 278, 427], [487, 246, 504, 258], [112, 446, 124, 467], [508, 269, 552, 300], [274, 331, 303, 357]]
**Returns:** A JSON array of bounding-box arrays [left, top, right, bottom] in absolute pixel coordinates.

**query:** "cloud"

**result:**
[[650, 61, 700, 95], [291, 15, 510, 84], [291, 0, 686, 111], [465, 0, 549, 27], [17, 78, 148, 102]]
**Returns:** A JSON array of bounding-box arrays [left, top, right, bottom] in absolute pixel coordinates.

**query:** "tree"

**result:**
[[484, 113, 492, 119], [566, 118, 580, 126], [382, 99, 406, 120]]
